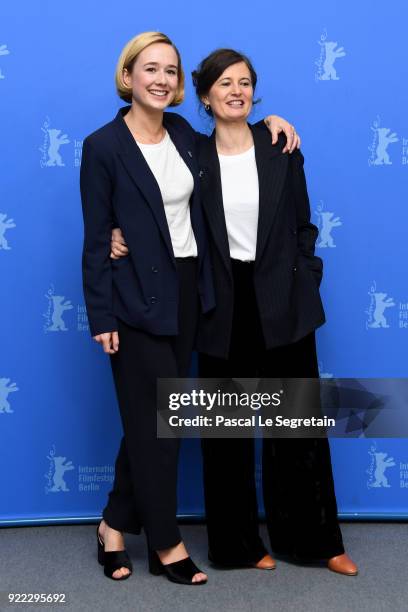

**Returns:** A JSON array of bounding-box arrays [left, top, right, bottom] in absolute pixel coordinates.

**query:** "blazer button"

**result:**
[[151, 266, 158, 273], [293, 266, 297, 272], [150, 297, 158, 304], [292, 229, 297, 235]]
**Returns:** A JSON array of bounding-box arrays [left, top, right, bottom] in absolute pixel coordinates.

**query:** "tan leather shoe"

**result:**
[[253, 554, 276, 570], [328, 553, 358, 575]]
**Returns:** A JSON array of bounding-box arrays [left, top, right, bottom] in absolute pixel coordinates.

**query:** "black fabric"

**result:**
[[148, 549, 206, 584], [196, 125, 325, 360], [80, 106, 215, 338], [199, 259, 345, 564], [102, 550, 133, 573], [102, 257, 200, 551]]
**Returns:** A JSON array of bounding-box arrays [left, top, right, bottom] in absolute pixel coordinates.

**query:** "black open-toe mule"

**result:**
[[148, 548, 207, 585], [96, 523, 133, 580]]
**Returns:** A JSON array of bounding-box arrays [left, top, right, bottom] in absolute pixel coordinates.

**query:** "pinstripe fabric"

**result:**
[[196, 122, 325, 359]]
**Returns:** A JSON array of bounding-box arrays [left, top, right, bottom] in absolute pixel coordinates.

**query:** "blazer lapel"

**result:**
[[112, 106, 174, 262], [199, 131, 232, 274], [250, 123, 289, 267]]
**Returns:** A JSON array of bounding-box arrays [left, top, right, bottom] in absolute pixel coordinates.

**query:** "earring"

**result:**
[[204, 103, 210, 111]]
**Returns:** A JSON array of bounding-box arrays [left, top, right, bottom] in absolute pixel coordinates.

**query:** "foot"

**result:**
[[328, 553, 358, 576], [254, 553, 276, 570], [157, 541, 207, 584], [98, 520, 131, 579]]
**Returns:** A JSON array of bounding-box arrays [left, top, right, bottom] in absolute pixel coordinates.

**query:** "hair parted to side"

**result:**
[[192, 48, 259, 116], [115, 31, 185, 105]]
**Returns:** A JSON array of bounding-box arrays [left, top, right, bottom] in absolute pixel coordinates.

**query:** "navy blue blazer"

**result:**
[[196, 123, 325, 359], [80, 106, 215, 337]]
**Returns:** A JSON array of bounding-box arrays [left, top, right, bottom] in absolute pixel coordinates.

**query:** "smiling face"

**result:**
[[122, 42, 179, 111], [202, 61, 254, 123]]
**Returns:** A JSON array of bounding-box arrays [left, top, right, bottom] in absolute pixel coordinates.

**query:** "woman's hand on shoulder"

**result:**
[[111, 227, 129, 259], [264, 115, 301, 153], [93, 331, 119, 354]]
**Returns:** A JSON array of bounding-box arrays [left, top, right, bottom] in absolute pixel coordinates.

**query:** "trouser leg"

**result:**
[[260, 332, 345, 560], [201, 429, 267, 565], [103, 258, 199, 550], [199, 260, 267, 565], [102, 435, 141, 535], [104, 321, 181, 550]]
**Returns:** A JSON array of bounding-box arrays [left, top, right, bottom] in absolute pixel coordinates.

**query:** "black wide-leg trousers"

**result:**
[[102, 257, 199, 551], [199, 259, 345, 565]]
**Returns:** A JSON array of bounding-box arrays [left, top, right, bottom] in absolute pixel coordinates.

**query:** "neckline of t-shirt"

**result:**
[[136, 129, 170, 149], [218, 145, 255, 161]]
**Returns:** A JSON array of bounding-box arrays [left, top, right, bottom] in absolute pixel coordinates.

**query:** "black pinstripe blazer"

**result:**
[[195, 122, 325, 359]]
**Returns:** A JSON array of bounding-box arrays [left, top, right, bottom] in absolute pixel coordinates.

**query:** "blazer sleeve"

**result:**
[[80, 137, 118, 336], [290, 149, 323, 287]]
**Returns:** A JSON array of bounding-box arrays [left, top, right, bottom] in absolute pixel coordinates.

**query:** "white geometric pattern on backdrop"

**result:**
[[0, 213, 15, 249], [0, 378, 18, 414], [366, 282, 396, 329], [315, 28, 346, 82], [368, 116, 399, 166], [366, 441, 396, 489], [0, 43, 10, 79], [39, 117, 71, 168], [315, 201, 342, 248]]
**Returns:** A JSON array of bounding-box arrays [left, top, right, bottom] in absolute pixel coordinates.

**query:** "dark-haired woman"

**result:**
[[82, 31, 298, 585], [191, 49, 358, 575]]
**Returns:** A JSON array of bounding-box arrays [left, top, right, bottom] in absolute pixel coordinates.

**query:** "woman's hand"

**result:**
[[93, 331, 120, 354], [111, 227, 129, 259], [264, 115, 301, 153]]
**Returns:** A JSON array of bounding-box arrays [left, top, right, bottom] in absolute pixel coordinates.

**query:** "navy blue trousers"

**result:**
[[103, 257, 199, 550]]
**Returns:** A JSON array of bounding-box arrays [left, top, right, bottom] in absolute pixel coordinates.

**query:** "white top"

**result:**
[[218, 146, 259, 261], [137, 130, 198, 258]]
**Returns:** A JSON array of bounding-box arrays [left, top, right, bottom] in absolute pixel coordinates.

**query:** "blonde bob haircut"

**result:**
[[115, 32, 185, 106]]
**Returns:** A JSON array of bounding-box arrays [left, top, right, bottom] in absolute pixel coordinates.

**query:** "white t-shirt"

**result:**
[[218, 146, 259, 261], [137, 130, 198, 258]]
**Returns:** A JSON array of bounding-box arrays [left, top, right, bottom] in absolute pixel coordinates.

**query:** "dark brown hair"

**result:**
[[192, 48, 258, 116]]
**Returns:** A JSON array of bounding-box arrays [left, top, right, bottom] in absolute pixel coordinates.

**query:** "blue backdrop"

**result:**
[[1, 1, 407, 526]]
